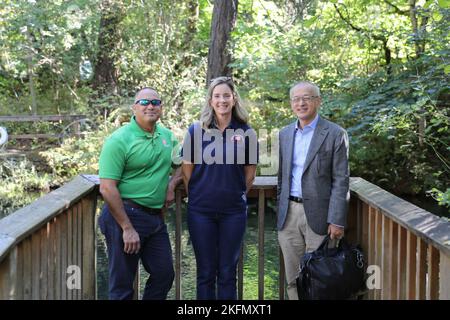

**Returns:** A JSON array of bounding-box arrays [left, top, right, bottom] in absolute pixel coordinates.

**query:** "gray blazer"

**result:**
[[277, 117, 350, 235]]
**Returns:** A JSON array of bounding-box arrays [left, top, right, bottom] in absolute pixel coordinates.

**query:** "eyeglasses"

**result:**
[[135, 99, 162, 107], [290, 95, 319, 103]]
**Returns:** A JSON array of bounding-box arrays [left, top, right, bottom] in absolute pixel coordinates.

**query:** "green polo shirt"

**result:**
[[99, 116, 178, 209]]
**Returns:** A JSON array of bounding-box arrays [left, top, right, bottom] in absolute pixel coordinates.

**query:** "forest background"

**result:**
[[0, 0, 449, 218]]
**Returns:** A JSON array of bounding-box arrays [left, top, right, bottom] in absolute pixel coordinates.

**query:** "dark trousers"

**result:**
[[98, 203, 174, 300], [187, 210, 247, 300]]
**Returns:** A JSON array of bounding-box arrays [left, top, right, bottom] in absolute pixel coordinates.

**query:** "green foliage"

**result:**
[[38, 121, 114, 183], [0, 158, 49, 217], [337, 49, 450, 196], [428, 188, 450, 208], [1, 0, 448, 201]]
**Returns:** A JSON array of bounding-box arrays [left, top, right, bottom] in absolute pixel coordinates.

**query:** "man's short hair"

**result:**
[[135, 87, 158, 99], [289, 81, 321, 98]]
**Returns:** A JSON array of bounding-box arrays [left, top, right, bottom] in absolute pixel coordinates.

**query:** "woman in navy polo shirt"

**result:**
[[181, 76, 258, 300]]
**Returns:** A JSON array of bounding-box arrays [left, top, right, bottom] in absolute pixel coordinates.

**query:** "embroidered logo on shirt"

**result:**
[[231, 134, 244, 142], [162, 139, 170, 147]]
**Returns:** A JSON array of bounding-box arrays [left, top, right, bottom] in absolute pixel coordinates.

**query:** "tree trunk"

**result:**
[[25, 27, 37, 116], [182, 0, 199, 68], [92, 0, 124, 96], [409, 0, 426, 146], [409, 0, 425, 58], [206, 0, 238, 85]]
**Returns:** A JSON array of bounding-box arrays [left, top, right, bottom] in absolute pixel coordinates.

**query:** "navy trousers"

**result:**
[[187, 210, 247, 300], [98, 204, 174, 300]]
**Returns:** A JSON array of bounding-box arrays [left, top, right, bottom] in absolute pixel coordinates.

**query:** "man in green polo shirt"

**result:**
[[98, 87, 182, 300]]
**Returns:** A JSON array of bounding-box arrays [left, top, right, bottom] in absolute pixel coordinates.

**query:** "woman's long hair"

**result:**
[[199, 76, 249, 130]]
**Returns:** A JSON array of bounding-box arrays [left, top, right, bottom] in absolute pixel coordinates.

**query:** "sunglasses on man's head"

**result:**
[[135, 99, 162, 107]]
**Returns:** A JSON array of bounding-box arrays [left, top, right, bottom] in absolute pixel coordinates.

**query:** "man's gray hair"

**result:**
[[289, 81, 321, 98]]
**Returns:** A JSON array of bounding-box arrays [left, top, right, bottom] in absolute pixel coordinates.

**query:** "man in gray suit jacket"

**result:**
[[277, 81, 350, 300]]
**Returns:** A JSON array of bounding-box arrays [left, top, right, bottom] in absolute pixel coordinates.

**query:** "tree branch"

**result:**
[[333, 3, 391, 73], [333, 4, 362, 32], [383, 0, 408, 15]]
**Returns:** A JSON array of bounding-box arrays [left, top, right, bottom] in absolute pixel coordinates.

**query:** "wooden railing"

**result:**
[[0, 175, 449, 299], [0, 176, 97, 299], [0, 115, 87, 140], [347, 178, 450, 300]]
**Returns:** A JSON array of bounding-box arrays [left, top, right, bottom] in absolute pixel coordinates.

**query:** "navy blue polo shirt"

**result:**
[[182, 118, 258, 214]]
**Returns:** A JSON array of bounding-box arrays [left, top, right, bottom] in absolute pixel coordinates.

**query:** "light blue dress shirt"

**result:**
[[290, 114, 319, 198]]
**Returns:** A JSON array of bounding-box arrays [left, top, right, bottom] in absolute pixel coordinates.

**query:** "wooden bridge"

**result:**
[[0, 114, 88, 141], [0, 175, 449, 299]]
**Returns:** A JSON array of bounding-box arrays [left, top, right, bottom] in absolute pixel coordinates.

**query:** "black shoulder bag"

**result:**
[[296, 235, 367, 300]]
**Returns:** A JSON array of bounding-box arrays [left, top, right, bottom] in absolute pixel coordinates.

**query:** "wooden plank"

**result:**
[[0, 115, 86, 122], [258, 189, 265, 300], [360, 202, 369, 300], [31, 232, 41, 299], [397, 225, 407, 300], [406, 231, 417, 299], [72, 202, 79, 300], [382, 215, 391, 299], [375, 209, 382, 300], [368, 207, 376, 300], [14, 245, 24, 299], [252, 176, 277, 189], [426, 245, 439, 300], [77, 201, 83, 300], [67, 207, 73, 300], [349, 178, 450, 257], [10, 134, 61, 140], [346, 198, 358, 244], [55, 215, 62, 300], [39, 226, 48, 299], [175, 190, 182, 300], [388, 219, 398, 300], [22, 237, 32, 299], [0, 175, 97, 263], [75, 203, 82, 299], [47, 218, 56, 300], [60, 212, 68, 300], [81, 194, 97, 300], [0, 262, 10, 299], [361, 203, 369, 266], [0, 246, 20, 299], [439, 253, 450, 299], [416, 238, 426, 300], [356, 200, 362, 244]]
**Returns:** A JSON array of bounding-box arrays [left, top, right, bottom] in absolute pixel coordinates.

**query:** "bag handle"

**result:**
[[316, 234, 351, 256]]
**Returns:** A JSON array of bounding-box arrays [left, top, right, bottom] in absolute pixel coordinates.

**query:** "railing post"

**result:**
[[81, 193, 97, 299], [439, 253, 450, 299], [416, 239, 427, 299], [257, 189, 265, 300], [387, 218, 398, 300], [426, 245, 439, 299], [406, 231, 417, 299], [397, 225, 407, 299], [0, 246, 19, 299]]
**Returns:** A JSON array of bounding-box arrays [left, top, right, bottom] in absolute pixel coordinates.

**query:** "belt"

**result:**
[[123, 199, 162, 215], [289, 196, 303, 203]]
